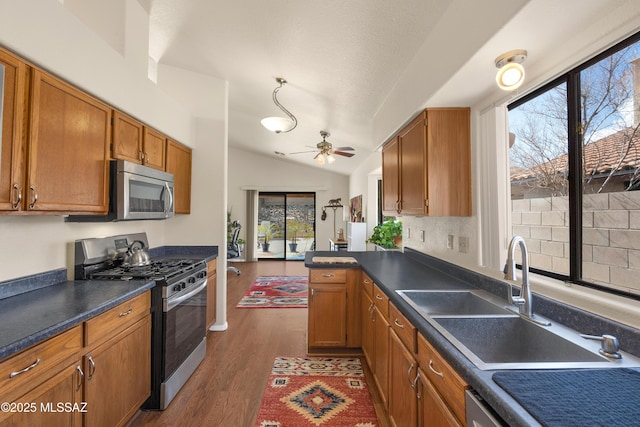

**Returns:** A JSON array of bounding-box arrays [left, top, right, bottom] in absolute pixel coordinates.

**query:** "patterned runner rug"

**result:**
[[255, 357, 378, 427], [236, 276, 308, 308]]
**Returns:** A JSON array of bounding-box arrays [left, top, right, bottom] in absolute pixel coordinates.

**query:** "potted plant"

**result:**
[[367, 220, 402, 249], [286, 218, 304, 252], [258, 223, 274, 252]]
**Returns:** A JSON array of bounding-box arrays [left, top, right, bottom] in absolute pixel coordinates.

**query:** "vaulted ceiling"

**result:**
[[127, 0, 632, 174]]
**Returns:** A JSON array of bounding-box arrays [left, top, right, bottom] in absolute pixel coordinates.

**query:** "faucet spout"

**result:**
[[504, 235, 533, 318]]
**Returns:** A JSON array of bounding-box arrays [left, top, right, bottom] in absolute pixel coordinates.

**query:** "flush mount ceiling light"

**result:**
[[261, 77, 298, 133], [495, 49, 527, 91]]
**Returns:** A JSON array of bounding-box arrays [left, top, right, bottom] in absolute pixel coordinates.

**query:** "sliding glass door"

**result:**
[[257, 192, 315, 260]]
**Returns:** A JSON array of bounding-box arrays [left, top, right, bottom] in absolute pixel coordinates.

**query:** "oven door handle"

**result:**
[[165, 279, 207, 312]]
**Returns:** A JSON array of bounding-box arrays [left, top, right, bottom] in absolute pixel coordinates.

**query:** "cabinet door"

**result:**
[[83, 316, 151, 427], [381, 136, 400, 215], [112, 110, 143, 164], [165, 139, 192, 214], [373, 307, 389, 409], [399, 114, 428, 215], [345, 269, 361, 347], [143, 127, 166, 170], [389, 330, 418, 427], [0, 49, 27, 211], [417, 368, 463, 427], [28, 70, 110, 213], [0, 362, 83, 427], [426, 108, 471, 216], [206, 259, 217, 329], [308, 283, 347, 347], [361, 290, 375, 369]]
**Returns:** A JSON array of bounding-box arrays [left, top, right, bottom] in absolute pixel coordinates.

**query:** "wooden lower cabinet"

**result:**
[[308, 283, 347, 347], [361, 288, 374, 368], [206, 259, 217, 329], [389, 330, 418, 427], [373, 304, 390, 408], [307, 268, 360, 351], [417, 367, 463, 427], [83, 314, 151, 427], [0, 361, 83, 427]]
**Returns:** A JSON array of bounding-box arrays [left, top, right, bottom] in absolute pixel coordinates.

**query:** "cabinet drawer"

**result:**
[[85, 291, 150, 348], [361, 272, 373, 298], [310, 269, 347, 283], [417, 333, 468, 424], [389, 302, 417, 353], [372, 284, 389, 319], [0, 325, 82, 401]]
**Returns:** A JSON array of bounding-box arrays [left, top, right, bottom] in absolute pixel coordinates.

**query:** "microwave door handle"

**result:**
[[164, 182, 174, 215]]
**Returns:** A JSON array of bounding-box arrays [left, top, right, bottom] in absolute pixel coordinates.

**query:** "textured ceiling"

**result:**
[[132, 0, 634, 175]]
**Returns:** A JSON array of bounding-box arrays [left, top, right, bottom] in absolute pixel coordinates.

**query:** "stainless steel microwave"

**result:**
[[67, 160, 174, 222]]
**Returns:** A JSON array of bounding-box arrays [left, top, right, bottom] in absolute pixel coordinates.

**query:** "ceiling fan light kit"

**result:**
[[261, 77, 298, 133], [290, 130, 355, 165]]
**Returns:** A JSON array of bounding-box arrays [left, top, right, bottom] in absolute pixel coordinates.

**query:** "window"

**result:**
[[508, 32, 640, 298]]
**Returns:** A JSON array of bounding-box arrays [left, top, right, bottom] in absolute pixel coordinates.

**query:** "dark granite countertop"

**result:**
[[305, 249, 640, 427], [0, 278, 153, 360], [0, 245, 217, 362]]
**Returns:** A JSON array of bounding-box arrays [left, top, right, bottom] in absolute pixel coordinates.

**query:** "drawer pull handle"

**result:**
[[428, 359, 444, 378], [321, 273, 335, 278], [75, 365, 84, 391], [10, 358, 41, 378], [87, 356, 96, 381], [119, 308, 133, 317], [407, 363, 415, 386], [363, 279, 370, 284], [375, 294, 383, 300], [394, 319, 405, 329]]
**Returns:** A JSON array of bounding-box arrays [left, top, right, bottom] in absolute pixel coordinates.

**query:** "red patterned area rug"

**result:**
[[254, 357, 379, 427], [236, 276, 308, 308]]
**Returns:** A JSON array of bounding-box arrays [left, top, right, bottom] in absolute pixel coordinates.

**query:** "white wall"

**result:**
[[228, 147, 349, 251], [0, 0, 227, 282]]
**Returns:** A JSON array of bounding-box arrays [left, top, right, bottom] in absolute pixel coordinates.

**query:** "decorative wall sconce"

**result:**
[[495, 50, 527, 91]]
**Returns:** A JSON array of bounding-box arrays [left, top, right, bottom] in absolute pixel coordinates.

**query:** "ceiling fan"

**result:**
[[290, 131, 355, 164]]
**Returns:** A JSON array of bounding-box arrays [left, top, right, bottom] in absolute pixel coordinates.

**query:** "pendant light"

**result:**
[[261, 77, 298, 133]]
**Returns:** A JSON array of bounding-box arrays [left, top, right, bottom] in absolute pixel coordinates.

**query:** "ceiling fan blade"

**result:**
[[333, 150, 355, 158], [289, 150, 317, 154], [334, 146, 354, 151]]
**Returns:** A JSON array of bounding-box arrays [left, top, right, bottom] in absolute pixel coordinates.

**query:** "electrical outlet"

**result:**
[[447, 234, 454, 249], [459, 236, 469, 253], [420, 230, 425, 242], [407, 227, 411, 239]]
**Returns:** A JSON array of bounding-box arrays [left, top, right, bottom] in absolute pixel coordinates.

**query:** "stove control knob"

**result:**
[[181, 282, 187, 289], [188, 277, 196, 284], [173, 284, 181, 292]]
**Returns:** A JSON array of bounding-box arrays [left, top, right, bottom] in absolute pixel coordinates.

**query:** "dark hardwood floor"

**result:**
[[129, 261, 390, 427]]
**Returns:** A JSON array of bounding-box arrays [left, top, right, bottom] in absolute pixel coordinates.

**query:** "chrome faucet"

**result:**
[[504, 235, 550, 325]]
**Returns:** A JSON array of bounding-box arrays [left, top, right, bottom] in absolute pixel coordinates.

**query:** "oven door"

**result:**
[[117, 161, 174, 220], [163, 278, 207, 378]]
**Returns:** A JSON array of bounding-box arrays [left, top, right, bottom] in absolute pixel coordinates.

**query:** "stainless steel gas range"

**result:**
[[75, 233, 207, 410]]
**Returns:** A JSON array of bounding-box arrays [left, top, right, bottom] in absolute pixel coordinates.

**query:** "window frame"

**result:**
[[507, 30, 640, 301]]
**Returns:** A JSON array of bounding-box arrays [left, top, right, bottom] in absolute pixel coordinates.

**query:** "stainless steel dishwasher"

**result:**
[[465, 390, 507, 427]]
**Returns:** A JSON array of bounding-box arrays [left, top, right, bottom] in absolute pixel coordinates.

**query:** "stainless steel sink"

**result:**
[[396, 289, 640, 370], [397, 290, 512, 317]]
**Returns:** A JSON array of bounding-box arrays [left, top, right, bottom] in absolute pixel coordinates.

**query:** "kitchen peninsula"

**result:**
[[305, 249, 640, 427]]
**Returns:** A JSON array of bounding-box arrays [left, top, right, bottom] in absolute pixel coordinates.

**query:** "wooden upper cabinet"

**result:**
[[112, 110, 166, 170], [381, 136, 400, 214], [165, 139, 192, 214], [0, 48, 28, 212], [27, 69, 111, 213], [112, 110, 144, 164], [381, 108, 471, 217], [143, 127, 167, 170]]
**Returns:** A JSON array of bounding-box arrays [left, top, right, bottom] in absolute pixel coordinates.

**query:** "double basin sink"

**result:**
[[397, 289, 640, 370]]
